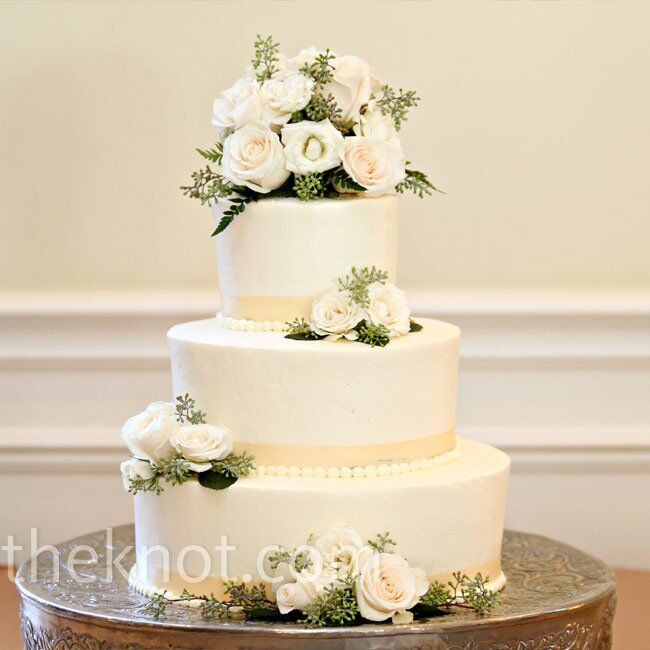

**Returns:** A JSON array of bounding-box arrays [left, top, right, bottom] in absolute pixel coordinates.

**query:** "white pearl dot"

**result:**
[[266, 466, 276, 476], [314, 467, 326, 478], [410, 460, 422, 472], [276, 465, 288, 477], [377, 464, 390, 477], [365, 465, 378, 478], [326, 467, 340, 479], [288, 466, 300, 477], [352, 466, 366, 479], [400, 462, 411, 474], [301, 466, 314, 477], [339, 467, 353, 479], [262, 320, 271, 331], [256, 465, 266, 476]]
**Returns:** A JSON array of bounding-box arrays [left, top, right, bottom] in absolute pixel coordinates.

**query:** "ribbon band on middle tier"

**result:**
[[233, 429, 456, 469]]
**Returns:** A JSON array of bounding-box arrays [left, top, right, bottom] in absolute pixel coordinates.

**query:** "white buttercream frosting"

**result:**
[[214, 196, 398, 322], [168, 317, 460, 466]]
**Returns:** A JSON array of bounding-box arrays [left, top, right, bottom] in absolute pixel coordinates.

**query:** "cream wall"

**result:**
[[1, 0, 649, 291]]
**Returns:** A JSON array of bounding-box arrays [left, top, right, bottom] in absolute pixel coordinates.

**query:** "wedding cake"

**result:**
[[121, 38, 509, 626]]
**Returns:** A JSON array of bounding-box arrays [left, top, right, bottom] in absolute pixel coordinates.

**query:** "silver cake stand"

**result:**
[[16, 524, 616, 650]]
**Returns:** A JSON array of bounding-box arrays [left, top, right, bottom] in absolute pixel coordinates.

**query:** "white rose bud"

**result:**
[[211, 69, 263, 137], [120, 458, 155, 492], [221, 122, 290, 193], [310, 289, 365, 341], [314, 527, 364, 578], [281, 119, 344, 174], [121, 402, 178, 464], [261, 70, 314, 126], [339, 136, 406, 196], [366, 282, 411, 337], [276, 46, 324, 73], [273, 566, 339, 615], [324, 55, 372, 127], [353, 100, 400, 148], [169, 423, 233, 473], [353, 548, 429, 623]]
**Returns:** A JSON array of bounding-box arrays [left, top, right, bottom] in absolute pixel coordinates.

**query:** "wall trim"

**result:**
[[2, 289, 649, 473]]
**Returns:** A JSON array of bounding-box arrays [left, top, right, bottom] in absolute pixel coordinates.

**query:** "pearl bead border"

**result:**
[[249, 443, 460, 479], [216, 311, 288, 333]]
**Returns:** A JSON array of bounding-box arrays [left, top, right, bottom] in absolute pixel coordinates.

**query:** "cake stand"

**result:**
[[16, 524, 616, 650]]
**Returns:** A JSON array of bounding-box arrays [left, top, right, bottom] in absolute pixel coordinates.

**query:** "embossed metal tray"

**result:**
[[16, 525, 616, 649]]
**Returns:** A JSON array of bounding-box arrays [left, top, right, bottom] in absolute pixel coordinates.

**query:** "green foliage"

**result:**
[[156, 453, 193, 486], [367, 532, 396, 553], [419, 572, 498, 618], [268, 546, 313, 572], [409, 319, 423, 332], [285, 318, 324, 341], [175, 393, 207, 425], [252, 34, 280, 82], [141, 593, 170, 619], [396, 167, 441, 198], [300, 577, 359, 627], [374, 84, 420, 130], [213, 195, 257, 237], [127, 472, 162, 496], [337, 266, 389, 308], [198, 471, 238, 491], [211, 451, 256, 478], [328, 167, 365, 193], [224, 580, 275, 612], [300, 49, 336, 87], [196, 142, 223, 165], [293, 172, 326, 201], [304, 93, 343, 124], [180, 166, 234, 206], [357, 321, 391, 348]]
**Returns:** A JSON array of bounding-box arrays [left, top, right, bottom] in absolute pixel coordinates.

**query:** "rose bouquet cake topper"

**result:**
[[182, 35, 440, 235]]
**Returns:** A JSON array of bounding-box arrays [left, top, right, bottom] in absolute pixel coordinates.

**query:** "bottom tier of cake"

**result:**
[[131, 439, 510, 598]]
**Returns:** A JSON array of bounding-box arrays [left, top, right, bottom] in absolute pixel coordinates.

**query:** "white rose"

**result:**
[[221, 122, 290, 193], [353, 101, 400, 148], [261, 71, 314, 126], [273, 564, 339, 614], [354, 548, 429, 623], [169, 423, 233, 473], [121, 401, 178, 464], [314, 527, 364, 578], [310, 289, 365, 341], [366, 282, 411, 337], [339, 136, 406, 196], [324, 55, 372, 127], [211, 69, 263, 137], [120, 458, 155, 492], [281, 119, 343, 174], [277, 46, 324, 73]]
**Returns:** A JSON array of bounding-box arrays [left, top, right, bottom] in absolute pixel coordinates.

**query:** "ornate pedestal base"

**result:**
[[17, 525, 616, 650]]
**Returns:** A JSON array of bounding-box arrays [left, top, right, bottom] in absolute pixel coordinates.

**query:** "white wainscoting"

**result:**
[[1, 291, 649, 568]]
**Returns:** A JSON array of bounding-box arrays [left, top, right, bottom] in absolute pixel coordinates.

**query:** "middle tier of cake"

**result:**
[[168, 317, 460, 471]]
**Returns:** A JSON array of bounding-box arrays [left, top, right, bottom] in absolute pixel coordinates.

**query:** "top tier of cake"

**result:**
[[214, 196, 398, 322]]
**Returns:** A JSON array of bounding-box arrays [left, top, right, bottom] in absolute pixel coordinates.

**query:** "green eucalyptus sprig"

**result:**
[[374, 85, 420, 131], [338, 266, 389, 308], [417, 572, 498, 617], [252, 34, 280, 82]]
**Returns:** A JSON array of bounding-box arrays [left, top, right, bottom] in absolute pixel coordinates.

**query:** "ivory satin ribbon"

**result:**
[[135, 555, 502, 600], [221, 294, 314, 321], [233, 430, 457, 469]]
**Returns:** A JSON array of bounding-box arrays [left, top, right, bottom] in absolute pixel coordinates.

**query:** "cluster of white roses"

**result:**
[[311, 282, 411, 341], [120, 402, 232, 489], [272, 527, 428, 624], [212, 47, 406, 197]]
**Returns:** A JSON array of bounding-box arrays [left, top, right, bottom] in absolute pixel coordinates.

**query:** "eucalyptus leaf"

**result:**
[[198, 471, 238, 491]]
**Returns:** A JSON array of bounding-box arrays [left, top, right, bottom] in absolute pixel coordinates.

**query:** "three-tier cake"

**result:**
[[120, 38, 510, 625]]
